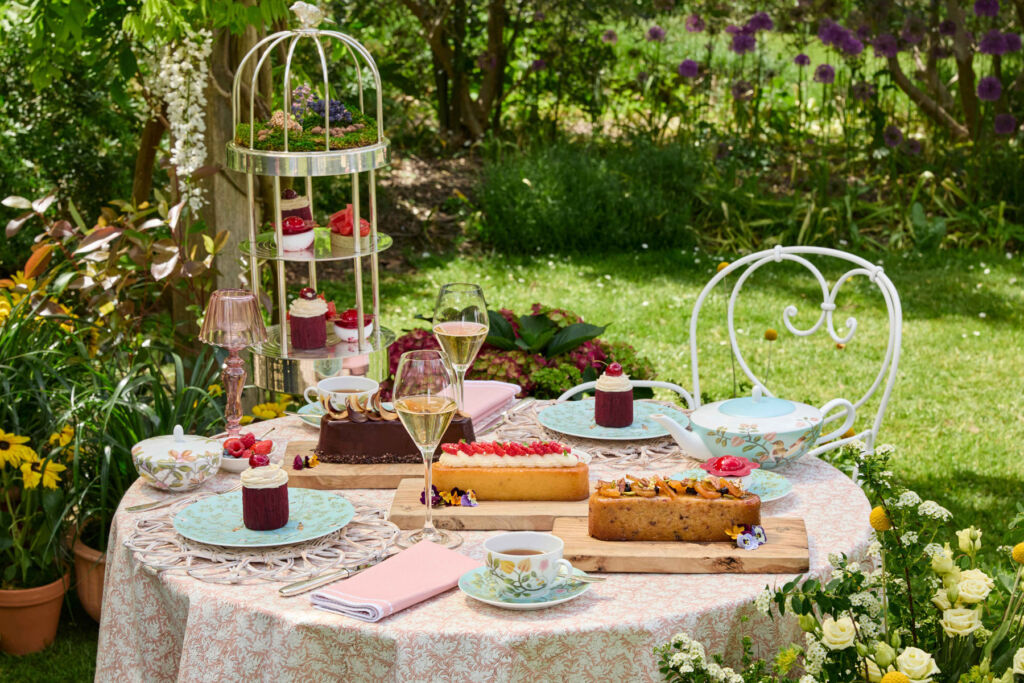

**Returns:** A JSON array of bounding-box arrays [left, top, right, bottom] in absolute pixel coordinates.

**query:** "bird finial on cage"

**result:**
[[290, 1, 330, 29]]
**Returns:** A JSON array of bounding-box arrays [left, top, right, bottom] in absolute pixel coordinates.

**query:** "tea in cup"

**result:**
[[483, 531, 575, 598], [303, 376, 379, 409]]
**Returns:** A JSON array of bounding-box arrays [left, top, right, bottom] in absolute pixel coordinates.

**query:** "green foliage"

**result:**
[[235, 115, 378, 152], [530, 363, 582, 400]]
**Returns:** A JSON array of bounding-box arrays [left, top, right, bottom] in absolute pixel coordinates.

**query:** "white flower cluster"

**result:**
[[922, 543, 944, 558], [850, 591, 882, 617], [918, 500, 952, 521], [866, 540, 882, 559], [755, 588, 773, 615], [665, 633, 741, 682], [895, 490, 922, 508], [804, 633, 827, 675], [149, 29, 213, 214], [901, 531, 919, 545]]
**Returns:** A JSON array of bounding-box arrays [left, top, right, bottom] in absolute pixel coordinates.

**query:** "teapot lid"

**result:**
[[720, 395, 794, 418]]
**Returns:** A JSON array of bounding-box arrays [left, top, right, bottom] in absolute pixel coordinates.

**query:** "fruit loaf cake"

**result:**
[[431, 441, 590, 501], [588, 475, 760, 542]]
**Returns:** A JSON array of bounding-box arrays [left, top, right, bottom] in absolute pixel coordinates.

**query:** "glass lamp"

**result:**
[[199, 289, 267, 438]]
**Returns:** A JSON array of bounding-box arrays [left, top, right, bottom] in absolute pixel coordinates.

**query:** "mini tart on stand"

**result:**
[[594, 363, 633, 428], [280, 215, 315, 251], [315, 389, 475, 464], [280, 188, 313, 222], [288, 288, 328, 350], [588, 475, 760, 542], [241, 462, 289, 531], [333, 307, 375, 343], [431, 441, 590, 501], [329, 204, 370, 252], [699, 455, 760, 490]]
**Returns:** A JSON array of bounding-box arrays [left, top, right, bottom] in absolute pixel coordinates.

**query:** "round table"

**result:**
[[95, 415, 872, 682]]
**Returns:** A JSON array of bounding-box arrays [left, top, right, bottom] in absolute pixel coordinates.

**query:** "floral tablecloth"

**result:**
[[95, 415, 872, 682]]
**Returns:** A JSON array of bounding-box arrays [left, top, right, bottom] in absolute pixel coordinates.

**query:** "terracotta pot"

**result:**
[[72, 535, 106, 622], [0, 573, 70, 655]]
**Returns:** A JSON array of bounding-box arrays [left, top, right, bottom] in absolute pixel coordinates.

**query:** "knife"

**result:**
[[279, 562, 375, 597]]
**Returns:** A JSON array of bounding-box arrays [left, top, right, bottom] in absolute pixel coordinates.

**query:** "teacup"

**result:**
[[483, 532, 575, 599], [303, 376, 379, 408]]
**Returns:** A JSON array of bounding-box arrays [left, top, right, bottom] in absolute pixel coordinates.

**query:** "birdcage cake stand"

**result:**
[[226, 7, 394, 394]]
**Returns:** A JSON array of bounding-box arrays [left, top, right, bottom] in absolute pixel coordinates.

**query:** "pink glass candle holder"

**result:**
[[199, 289, 267, 438]]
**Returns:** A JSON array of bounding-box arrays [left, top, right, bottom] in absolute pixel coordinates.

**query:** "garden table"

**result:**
[[95, 414, 872, 682]]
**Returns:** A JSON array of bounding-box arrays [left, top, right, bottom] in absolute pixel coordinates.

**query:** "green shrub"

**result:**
[[474, 140, 702, 253]]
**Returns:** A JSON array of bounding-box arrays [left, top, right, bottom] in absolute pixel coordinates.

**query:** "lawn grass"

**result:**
[[10, 247, 1023, 676]]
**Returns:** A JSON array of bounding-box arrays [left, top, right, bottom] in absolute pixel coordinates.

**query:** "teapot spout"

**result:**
[[649, 414, 713, 461]]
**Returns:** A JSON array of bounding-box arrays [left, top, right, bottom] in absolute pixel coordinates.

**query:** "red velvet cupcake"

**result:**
[[594, 362, 633, 428], [288, 287, 328, 350], [280, 188, 313, 223], [241, 461, 289, 531]]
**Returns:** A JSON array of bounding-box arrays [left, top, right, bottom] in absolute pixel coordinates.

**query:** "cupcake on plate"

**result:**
[[329, 204, 371, 252], [699, 455, 760, 490], [288, 288, 328, 350], [280, 215, 315, 251], [280, 188, 313, 223], [241, 459, 289, 531], [594, 362, 633, 428], [333, 307, 375, 343]]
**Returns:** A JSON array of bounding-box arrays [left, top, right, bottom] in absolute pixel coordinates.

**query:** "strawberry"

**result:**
[[495, 443, 506, 456], [441, 443, 458, 454], [459, 442, 471, 454], [252, 440, 273, 455], [240, 432, 256, 448]]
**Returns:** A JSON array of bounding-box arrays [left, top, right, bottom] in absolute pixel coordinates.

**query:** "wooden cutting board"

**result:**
[[388, 478, 590, 531], [284, 441, 422, 490], [550, 517, 809, 574]]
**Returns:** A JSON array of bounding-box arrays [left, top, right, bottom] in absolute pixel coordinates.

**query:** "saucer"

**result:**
[[458, 566, 591, 611], [297, 403, 325, 428], [537, 400, 689, 441], [672, 468, 793, 503]]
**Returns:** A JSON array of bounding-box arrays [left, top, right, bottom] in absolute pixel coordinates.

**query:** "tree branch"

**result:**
[[946, 0, 980, 136], [886, 57, 970, 140]]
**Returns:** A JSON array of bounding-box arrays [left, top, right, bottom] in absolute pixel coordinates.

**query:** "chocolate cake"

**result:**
[[314, 390, 475, 464]]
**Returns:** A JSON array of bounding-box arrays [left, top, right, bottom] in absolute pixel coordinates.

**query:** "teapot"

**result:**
[[131, 425, 222, 492], [650, 386, 855, 470]]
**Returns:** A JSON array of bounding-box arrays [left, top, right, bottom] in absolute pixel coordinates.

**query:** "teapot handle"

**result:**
[[816, 399, 856, 444]]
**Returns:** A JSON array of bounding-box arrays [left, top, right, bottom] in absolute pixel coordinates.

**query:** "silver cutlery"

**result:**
[[568, 573, 606, 583], [125, 483, 242, 513], [279, 563, 377, 597]]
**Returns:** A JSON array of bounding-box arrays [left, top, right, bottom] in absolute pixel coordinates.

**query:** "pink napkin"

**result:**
[[462, 380, 520, 433], [311, 541, 482, 622]]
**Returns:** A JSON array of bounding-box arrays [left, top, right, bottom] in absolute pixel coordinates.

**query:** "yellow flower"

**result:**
[[724, 524, 745, 540], [307, 453, 319, 468], [0, 430, 36, 468], [499, 560, 515, 574], [880, 673, 910, 683], [49, 425, 74, 450], [240, 415, 255, 425], [764, 328, 778, 341], [717, 261, 730, 272], [870, 506, 892, 531], [1012, 542, 1024, 564], [5, 271, 37, 293], [207, 384, 223, 397], [21, 458, 66, 489], [252, 402, 286, 420], [0, 296, 11, 324]]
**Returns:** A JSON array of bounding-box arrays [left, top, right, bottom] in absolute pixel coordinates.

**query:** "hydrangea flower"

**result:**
[[747, 12, 774, 31], [677, 59, 699, 78], [601, 29, 618, 44], [814, 64, 836, 84], [731, 31, 757, 55], [685, 14, 705, 33], [646, 25, 667, 42], [873, 33, 900, 58], [995, 113, 1018, 134], [884, 125, 904, 147], [794, 53, 810, 66], [978, 75, 1002, 101], [974, 0, 999, 17]]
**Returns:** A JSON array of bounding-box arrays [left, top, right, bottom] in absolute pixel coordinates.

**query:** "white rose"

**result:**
[[940, 608, 981, 637], [957, 577, 991, 604], [1013, 646, 1024, 674], [930, 589, 951, 611], [957, 527, 982, 554], [961, 568, 995, 589], [863, 658, 883, 682], [930, 543, 954, 575], [897, 647, 940, 682], [820, 616, 856, 650]]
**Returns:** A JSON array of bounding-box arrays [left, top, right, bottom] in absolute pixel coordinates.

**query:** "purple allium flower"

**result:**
[[873, 33, 900, 58], [818, 19, 840, 45], [856, 24, 872, 41], [1003, 32, 1021, 53], [979, 29, 1006, 54], [731, 80, 754, 101], [725, 24, 742, 35], [974, 0, 999, 17], [529, 59, 546, 72], [994, 113, 1018, 134], [903, 138, 922, 155], [748, 12, 774, 31], [901, 29, 923, 45], [978, 75, 1002, 101], [794, 53, 811, 66], [851, 81, 876, 101], [685, 14, 705, 33], [730, 32, 757, 55], [601, 29, 618, 44], [939, 19, 957, 36], [883, 125, 903, 147], [677, 59, 699, 78], [814, 64, 836, 84], [840, 35, 864, 56], [646, 25, 667, 42]]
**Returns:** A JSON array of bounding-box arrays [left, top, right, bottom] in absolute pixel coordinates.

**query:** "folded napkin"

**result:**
[[462, 380, 520, 433], [311, 541, 482, 622]]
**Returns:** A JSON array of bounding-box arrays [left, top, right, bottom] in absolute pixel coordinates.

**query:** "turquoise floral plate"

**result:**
[[671, 468, 793, 503], [297, 403, 325, 428], [537, 401, 689, 441], [172, 488, 355, 548], [458, 566, 591, 611]]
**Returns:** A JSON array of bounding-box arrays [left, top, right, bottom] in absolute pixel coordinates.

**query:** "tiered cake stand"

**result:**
[[226, 18, 394, 394]]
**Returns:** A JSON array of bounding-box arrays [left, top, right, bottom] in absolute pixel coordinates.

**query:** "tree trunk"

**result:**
[[132, 117, 166, 206]]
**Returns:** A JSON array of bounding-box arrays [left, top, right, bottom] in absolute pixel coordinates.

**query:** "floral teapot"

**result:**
[[650, 386, 855, 470], [131, 425, 222, 491]]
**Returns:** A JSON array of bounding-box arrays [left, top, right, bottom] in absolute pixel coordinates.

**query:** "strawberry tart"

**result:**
[[280, 215, 315, 251], [329, 204, 370, 251], [431, 441, 590, 501]]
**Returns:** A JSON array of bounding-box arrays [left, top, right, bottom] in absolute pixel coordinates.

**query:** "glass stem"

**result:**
[[421, 447, 438, 539], [454, 366, 468, 414], [223, 348, 246, 438]]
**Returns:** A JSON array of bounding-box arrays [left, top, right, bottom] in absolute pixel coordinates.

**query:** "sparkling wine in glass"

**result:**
[[433, 283, 488, 413], [393, 349, 461, 549]]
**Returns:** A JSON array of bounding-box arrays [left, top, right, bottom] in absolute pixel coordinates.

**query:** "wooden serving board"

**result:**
[[388, 478, 590, 531], [550, 517, 809, 574], [284, 441, 422, 490]]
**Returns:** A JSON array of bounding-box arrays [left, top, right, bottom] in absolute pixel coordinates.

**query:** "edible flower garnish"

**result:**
[[727, 523, 768, 550], [724, 524, 746, 540], [292, 453, 319, 470], [420, 484, 478, 507]]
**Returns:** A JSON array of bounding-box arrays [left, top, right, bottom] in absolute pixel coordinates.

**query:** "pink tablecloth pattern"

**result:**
[[95, 416, 872, 682]]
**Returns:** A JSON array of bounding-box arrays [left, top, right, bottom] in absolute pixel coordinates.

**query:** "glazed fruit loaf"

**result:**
[[431, 441, 590, 501], [588, 475, 761, 542]]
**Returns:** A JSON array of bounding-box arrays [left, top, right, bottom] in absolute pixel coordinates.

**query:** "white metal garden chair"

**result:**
[[686, 245, 902, 457]]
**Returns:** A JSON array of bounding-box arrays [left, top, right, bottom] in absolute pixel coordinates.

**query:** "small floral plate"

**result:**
[[297, 403, 325, 428], [172, 489, 355, 548], [458, 566, 591, 611], [671, 468, 793, 503], [537, 401, 690, 441]]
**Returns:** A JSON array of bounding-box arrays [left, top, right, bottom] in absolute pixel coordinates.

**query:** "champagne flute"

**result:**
[[432, 283, 488, 414], [393, 350, 461, 549]]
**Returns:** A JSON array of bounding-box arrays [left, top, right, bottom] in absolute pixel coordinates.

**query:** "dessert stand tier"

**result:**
[[241, 232, 393, 262], [226, 140, 390, 177]]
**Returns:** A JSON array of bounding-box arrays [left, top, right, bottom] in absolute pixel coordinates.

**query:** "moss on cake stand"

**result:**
[[235, 110, 379, 152]]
